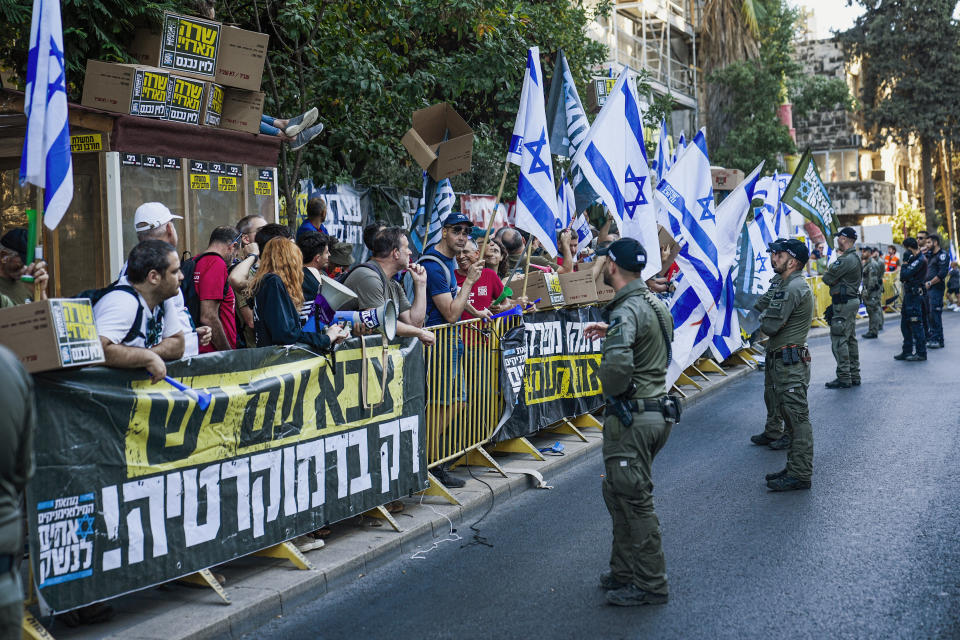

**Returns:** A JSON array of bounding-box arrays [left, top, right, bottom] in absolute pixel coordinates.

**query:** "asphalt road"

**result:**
[[250, 313, 960, 640]]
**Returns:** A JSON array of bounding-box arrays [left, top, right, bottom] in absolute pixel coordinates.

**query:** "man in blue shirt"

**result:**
[[296, 197, 330, 238], [421, 212, 487, 327]]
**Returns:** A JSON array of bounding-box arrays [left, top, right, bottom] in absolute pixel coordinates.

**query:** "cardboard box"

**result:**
[[512, 271, 565, 310], [401, 103, 474, 180], [166, 75, 206, 124], [559, 260, 614, 306], [202, 81, 225, 126], [81, 60, 171, 118], [0, 299, 105, 373], [711, 167, 744, 192], [218, 88, 264, 133], [129, 12, 221, 80], [657, 225, 680, 275], [215, 25, 269, 91]]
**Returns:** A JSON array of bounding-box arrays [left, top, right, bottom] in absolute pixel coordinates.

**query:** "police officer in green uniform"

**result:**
[[750, 241, 788, 449], [861, 246, 883, 338], [872, 247, 886, 331], [583, 238, 679, 607], [759, 239, 815, 491], [822, 227, 862, 388], [0, 345, 34, 638]]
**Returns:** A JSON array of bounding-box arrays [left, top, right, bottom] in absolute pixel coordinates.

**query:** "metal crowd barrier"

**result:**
[[422, 315, 523, 469]]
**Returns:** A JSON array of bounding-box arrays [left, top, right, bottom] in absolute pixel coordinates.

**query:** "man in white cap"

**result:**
[[121, 202, 211, 355]]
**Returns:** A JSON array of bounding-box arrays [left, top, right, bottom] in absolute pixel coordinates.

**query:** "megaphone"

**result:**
[[488, 304, 523, 321], [313, 275, 358, 325], [333, 299, 398, 340], [491, 286, 513, 306]]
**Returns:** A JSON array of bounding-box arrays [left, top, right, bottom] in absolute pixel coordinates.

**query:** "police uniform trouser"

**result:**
[[0, 567, 23, 640], [865, 292, 882, 334], [770, 356, 813, 481], [829, 298, 860, 383], [901, 292, 927, 356], [602, 408, 672, 595], [762, 363, 784, 440], [927, 287, 944, 343]]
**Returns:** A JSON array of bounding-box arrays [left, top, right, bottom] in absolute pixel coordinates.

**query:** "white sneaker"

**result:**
[[292, 535, 324, 553]]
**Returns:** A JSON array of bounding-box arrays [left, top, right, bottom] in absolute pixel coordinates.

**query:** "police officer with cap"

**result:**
[[583, 238, 678, 606], [751, 238, 788, 450], [895, 237, 928, 361], [821, 227, 862, 388], [759, 239, 815, 491]]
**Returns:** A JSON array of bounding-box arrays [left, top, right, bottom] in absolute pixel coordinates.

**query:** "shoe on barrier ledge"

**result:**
[[606, 584, 668, 606], [432, 464, 465, 489]]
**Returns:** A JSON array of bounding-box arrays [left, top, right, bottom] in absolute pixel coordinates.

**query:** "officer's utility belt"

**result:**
[[606, 395, 682, 425], [831, 293, 857, 304], [0, 554, 13, 574], [768, 344, 810, 365]]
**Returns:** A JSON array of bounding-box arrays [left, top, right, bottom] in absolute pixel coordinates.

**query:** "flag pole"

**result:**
[[479, 159, 509, 260]]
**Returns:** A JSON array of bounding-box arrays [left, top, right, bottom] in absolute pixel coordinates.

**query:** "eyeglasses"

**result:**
[[448, 226, 471, 237]]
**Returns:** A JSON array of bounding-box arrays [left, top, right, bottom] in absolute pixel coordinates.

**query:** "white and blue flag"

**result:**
[[670, 131, 686, 166], [653, 118, 670, 181], [513, 47, 560, 257], [20, 0, 73, 230], [709, 162, 764, 361], [425, 177, 455, 249], [556, 173, 576, 231], [656, 129, 721, 386], [569, 68, 661, 279], [572, 213, 593, 254]]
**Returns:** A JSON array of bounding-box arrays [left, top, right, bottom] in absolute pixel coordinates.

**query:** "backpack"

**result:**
[[180, 252, 229, 327], [74, 282, 144, 345], [403, 253, 452, 303]]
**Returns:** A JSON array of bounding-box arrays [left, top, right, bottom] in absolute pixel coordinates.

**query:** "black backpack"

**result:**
[[74, 282, 144, 345], [180, 252, 229, 327]]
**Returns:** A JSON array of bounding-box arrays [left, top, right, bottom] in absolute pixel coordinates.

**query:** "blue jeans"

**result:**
[[259, 114, 280, 135], [927, 287, 944, 343]]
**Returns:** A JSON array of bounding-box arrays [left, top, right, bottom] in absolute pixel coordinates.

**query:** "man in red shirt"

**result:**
[[195, 226, 239, 352], [455, 237, 504, 320]]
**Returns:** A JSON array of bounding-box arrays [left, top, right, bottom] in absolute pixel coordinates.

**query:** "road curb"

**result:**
[[51, 362, 760, 640]]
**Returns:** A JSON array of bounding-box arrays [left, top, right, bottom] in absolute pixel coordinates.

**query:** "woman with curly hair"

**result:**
[[484, 238, 510, 280], [250, 237, 347, 351]]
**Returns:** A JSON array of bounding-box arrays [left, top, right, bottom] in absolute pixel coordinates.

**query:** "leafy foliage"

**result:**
[[891, 204, 926, 244]]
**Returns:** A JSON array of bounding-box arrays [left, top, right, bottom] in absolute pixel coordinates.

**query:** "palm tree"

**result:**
[[698, 0, 762, 154]]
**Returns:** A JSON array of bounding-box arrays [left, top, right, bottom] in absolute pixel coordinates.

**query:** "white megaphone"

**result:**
[[333, 299, 398, 341], [310, 275, 358, 327]]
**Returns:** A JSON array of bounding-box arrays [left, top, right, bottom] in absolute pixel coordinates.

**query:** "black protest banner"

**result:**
[[493, 307, 605, 442], [28, 340, 426, 613]]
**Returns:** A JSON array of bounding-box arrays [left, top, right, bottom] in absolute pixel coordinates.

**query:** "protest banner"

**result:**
[[28, 340, 427, 612], [494, 307, 605, 442]]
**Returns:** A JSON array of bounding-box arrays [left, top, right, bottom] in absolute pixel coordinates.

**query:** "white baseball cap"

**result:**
[[134, 202, 183, 232]]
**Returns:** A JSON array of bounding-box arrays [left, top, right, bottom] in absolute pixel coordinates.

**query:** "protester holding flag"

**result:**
[[582, 238, 677, 607], [759, 239, 815, 491], [822, 227, 863, 388], [0, 229, 48, 305]]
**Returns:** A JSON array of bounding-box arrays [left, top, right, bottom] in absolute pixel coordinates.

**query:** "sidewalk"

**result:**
[[43, 357, 759, 640]]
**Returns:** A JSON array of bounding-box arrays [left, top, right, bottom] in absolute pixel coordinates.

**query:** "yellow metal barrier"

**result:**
[[882, 271, 899, 310], [422, 315, 522, 469], [806, 276, 831, 327]]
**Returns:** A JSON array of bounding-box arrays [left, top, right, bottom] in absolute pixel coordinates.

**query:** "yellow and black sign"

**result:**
[[161, 13, 220, 77], [167, 76, 205, 124], [131, 69, 170, 118], [70, 134, 102, 153], [217, 176, 237, 192], [190, 174, 210, 190], [254, 180, 273, 196]]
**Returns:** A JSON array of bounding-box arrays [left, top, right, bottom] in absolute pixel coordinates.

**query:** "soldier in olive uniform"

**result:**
[[759, 239, 815, 491], [583, 238, 678, 607], [821, 227, 862, 388], [861, 246, 883, 339], [750, 241, 788, 449]]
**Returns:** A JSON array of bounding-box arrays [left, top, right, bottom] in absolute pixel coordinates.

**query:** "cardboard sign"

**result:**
[[81, 61, 170, 118], [215, 25, 269, 91], [711, 167, 745, 192], [167, 75, 206, 124], [657, 225, 680, 275], [512, 271, 565, 310], [0, 299, 105, 373], [401, 103, 474, 180], [219, 88, 265, 133], [558, 258, 614, 306], [70, 133, 102, 153], [203, 82, 225, 126]]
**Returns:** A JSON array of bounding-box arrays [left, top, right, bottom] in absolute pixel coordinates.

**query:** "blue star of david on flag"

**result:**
[[525, 129, 551, 175], [697, 195, 715, 222], [624, 166, 647, 218]]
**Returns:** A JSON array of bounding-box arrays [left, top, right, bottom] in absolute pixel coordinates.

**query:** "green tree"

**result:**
[[839, 0, 960, 233], [891, 203, 926, 244]]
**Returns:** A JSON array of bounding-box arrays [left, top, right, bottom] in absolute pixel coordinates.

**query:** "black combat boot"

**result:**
[[765, 468, 788, 481], [431, 464, 465, 488], [599, 572, 629, 590], [767, 435, 791, 450], [905, 353, 927, 361], [824, 378, 852, 389], [750, 433, 777, 446], [893, 352, 910, 360], [606, 584, 669, 606], [767, 475, 811, 491]]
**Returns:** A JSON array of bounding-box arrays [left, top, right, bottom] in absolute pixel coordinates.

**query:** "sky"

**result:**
[[788, 0, 864, 39]]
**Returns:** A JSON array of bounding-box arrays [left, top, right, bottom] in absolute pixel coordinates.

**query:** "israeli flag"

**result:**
[[425, 178, 456, 249], [653, 118, 670, 181], [569, 68, 661, 279], [20, 0, 73, 230], [709, 162, 764, 361], [572, 213, 593, 254], [671, 131, 686, 166], [746, 205, 776, 294], [556, 174, 575, 230], [507, 49, 536, 166], [666, 276, 714, 387], [513, 47, 560, 257]]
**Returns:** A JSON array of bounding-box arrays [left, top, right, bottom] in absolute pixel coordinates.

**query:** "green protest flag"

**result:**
[[780, 149, 838, 241]]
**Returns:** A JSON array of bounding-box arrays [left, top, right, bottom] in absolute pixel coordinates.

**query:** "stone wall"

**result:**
[[827, 180, 896, 219], [793, 39, 857, 151]]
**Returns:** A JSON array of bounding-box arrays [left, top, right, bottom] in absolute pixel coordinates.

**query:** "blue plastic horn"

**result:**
[[163, 376, 212, 411], [488, 304, 523, 321]]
